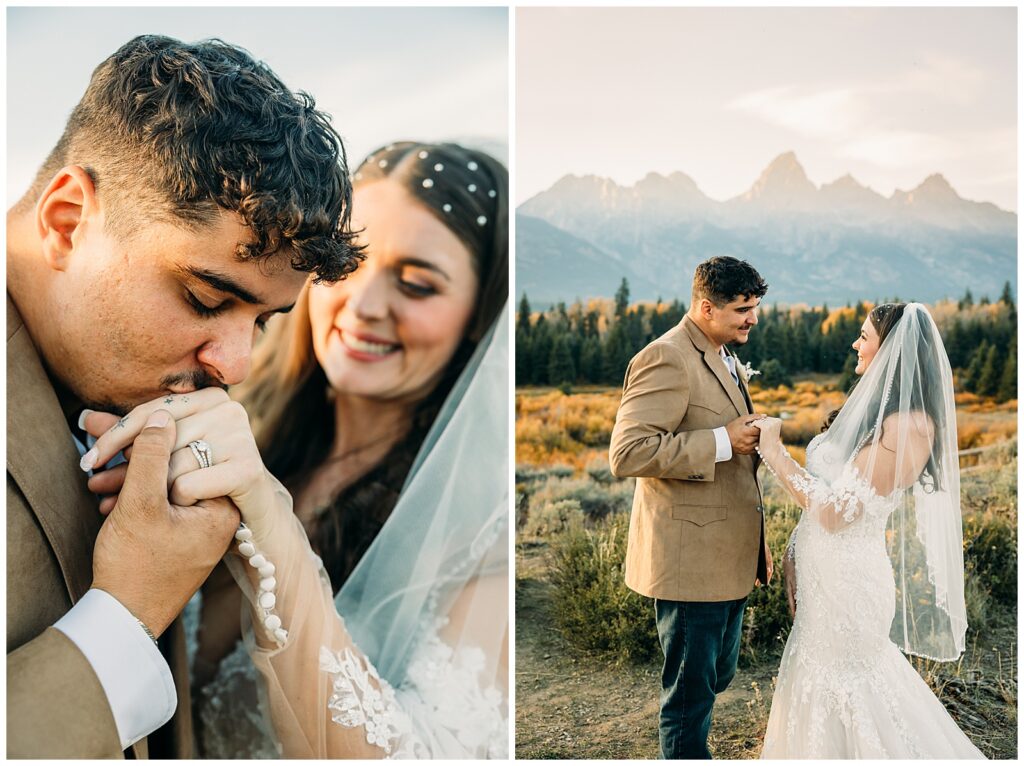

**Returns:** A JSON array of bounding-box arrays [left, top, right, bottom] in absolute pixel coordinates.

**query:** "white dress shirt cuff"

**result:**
[[713, 426, 733, 462], [53, 588, 176, 749]]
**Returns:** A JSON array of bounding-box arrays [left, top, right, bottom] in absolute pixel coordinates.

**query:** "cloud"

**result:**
[[728, 85, 865, 138], [837, 131, 957, 169]]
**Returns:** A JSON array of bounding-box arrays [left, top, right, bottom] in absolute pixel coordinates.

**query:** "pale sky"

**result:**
[[517, 7, 1017, 210], [7, 7, 508, 202]]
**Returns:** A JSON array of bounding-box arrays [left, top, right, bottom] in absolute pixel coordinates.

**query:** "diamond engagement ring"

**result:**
[[188, 440, 213, 469]]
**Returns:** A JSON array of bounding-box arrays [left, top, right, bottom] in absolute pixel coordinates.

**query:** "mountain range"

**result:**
[[516, 152, 1017, 305]]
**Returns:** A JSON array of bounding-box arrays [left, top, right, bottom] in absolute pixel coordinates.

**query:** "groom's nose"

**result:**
[[196, 325, 254, 386]]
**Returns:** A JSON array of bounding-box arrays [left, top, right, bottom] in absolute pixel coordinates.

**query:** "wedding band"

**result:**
[[188, 439, 213, 469]]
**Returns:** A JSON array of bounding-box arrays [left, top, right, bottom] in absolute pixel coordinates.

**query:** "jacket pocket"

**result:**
[[672, 504, 727, 526]]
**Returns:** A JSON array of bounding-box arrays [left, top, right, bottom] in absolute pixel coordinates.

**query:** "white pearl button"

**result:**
[[264, 614, 282, 631], [260, 577, 277, 591], [259, 592, 276, 609], [238, 542, 256, 557], [249, 554, 267, 569]]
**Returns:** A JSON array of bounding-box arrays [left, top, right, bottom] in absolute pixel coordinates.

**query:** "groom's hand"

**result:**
[[725, 414, 762, 455], [91, 410, 240, 637]]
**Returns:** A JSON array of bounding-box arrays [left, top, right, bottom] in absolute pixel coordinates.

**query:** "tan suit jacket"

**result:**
[[6, 295, 192, 758], [609, 315, 767, 602]]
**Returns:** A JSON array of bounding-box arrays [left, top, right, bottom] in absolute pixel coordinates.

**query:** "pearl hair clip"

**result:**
[[358, 149, 496, 226]]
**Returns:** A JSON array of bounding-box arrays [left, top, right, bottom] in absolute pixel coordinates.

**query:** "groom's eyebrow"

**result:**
[[185, 267, 296, 313]]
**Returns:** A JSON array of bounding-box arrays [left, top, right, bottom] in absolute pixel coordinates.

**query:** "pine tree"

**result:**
[[962, 341, 988, 392], [517, 293, 532, 333], [515, 328, 531, 386], [614, 278, 630, 319], [602, 322, 631, 384], [996, 347, 1017, 403], [759, 359, 792, 388], [530, 316, 553, 385], [838, 353, 859, 392], [958, 288, 974, 310], [999, 280, 1015, 309], [548, 335, 575, 386], [579, 336, 603, 383], [975, 343, 1001, 397]]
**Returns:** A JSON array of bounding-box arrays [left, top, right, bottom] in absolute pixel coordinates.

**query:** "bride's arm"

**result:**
[[224, 490, 401, 758], [756, 414, 932, 532], [227, 500, 507, 758]]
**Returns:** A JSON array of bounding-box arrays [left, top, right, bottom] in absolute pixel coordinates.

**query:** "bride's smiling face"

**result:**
[[852, 317, 881, 375], [308, 179, 479, 403]]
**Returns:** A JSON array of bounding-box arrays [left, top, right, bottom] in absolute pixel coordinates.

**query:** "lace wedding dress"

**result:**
[[760, 433, 984, 759], [188, 587, 507, 759]]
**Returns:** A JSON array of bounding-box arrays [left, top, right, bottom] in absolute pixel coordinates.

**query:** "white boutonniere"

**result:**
[[740, 360, 760, 381]]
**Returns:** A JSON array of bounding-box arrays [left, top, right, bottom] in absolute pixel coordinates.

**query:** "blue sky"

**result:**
[[7, 6, 508, 202]]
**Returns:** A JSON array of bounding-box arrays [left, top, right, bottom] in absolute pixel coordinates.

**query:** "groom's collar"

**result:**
[[682, 315, 719, 353]]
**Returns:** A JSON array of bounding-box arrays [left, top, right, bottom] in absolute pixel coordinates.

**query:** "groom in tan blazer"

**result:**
[[610, 256, 771, 759], [7, 35, 355, 757]]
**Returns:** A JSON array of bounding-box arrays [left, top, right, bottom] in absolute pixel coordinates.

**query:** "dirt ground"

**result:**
[[515, 543, 1016, 760], [515, 544, 777, 759]]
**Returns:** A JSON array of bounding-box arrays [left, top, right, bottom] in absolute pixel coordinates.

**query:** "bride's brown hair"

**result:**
[[822, 303, 906, 432], [237, 141, 508, 590]]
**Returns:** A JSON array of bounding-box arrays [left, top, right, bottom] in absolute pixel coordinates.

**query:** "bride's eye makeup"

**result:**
[[396, 264, 442, 298]]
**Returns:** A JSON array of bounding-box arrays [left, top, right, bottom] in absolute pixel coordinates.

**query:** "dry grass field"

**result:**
[[515, 379, 1017, 759]]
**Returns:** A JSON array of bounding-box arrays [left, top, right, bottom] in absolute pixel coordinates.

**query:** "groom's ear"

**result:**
[[36, 165, 98, 272], [697, 297, 715, 320]]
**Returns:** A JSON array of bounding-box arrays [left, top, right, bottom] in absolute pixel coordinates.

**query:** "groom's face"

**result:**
[[38, 171, 308, 414], [706, 295, 760, 346]]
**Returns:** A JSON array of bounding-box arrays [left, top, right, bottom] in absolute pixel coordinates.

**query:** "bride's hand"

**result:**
[[756, 416, 783, 450], [82, 388, 290, 539]]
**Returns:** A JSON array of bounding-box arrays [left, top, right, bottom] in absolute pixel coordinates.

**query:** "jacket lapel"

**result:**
[[7, 295, 101, 605], [682, 318, 747, 417], [726, 347, 755, 415]]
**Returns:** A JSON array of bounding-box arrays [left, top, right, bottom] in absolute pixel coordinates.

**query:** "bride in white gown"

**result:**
[[755, 302, 984, 759]]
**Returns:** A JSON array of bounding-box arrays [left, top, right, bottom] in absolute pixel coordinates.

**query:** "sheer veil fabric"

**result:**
[[805, 302, 966, 659], [225, 305, 509, 758]]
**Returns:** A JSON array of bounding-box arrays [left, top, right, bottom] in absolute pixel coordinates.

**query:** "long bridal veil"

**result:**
[[809, 302, 966, 660], [335, 302, 510, 752]]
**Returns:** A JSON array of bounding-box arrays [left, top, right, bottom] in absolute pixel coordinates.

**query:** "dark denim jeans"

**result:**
[[655, 597, 747, 760]]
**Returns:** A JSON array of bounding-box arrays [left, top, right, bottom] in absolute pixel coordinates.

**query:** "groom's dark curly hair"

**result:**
[[692, 256, 768, 307], [21, 34, 361, 282]]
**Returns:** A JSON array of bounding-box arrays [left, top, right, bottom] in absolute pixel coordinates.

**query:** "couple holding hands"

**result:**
[[8, 35, 507, 758], [611, 256, 985, 759]]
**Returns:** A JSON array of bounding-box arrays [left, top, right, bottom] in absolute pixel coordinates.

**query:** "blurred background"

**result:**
[[7, 6, 508, 202]]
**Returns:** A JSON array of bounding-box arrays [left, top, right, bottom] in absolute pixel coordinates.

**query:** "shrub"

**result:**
[[522, 498, 585, 540], [531, 475, 634, 522], [548, 513, 661, 664], [963, 508, 1017, 610], [585, 455, 616, 484], [740, 502, 800, 665]]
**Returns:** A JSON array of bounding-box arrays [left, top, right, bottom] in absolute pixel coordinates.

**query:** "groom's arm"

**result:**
[[6, 591, 177, 758], [609, 342, 717, 481]]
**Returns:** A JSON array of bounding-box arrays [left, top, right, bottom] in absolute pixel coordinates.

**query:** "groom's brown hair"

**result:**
[[20, 34, 361, 282], [692, 256, 768, 307]]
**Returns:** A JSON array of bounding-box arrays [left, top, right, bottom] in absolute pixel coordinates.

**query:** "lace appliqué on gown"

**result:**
[[761, 435, 984, 760], [320, 645, 411, 757], [320, 622, 507, 760]]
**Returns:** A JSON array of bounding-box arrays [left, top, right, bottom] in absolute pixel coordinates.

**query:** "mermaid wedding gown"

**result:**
[[760, 433, 984, 759]]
